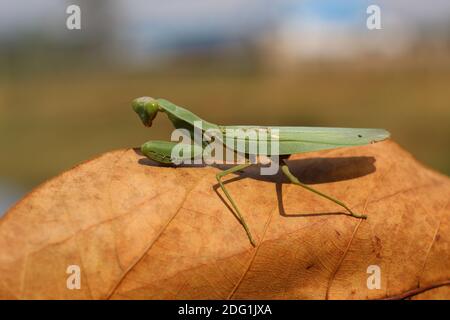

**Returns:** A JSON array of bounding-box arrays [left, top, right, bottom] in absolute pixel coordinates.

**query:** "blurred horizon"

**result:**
[[1, 0, 449, 215]]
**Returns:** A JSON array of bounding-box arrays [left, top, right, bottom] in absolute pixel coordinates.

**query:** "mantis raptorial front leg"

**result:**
[[215, 163, 256, 246], [280, 162, 367, 219]]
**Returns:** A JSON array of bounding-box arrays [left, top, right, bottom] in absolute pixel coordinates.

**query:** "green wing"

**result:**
[[223, 125, 390, 155], [156, 99, 390, 155]]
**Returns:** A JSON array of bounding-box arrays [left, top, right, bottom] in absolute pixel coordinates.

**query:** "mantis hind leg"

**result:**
[[280, 162, 367, 219], [216, 163, 256, 246]]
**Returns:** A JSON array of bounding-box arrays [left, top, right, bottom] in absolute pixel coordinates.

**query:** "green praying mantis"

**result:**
[[132, 97, 390, 246]]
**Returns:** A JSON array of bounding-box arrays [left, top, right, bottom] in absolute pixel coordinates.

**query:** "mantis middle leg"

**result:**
[[216, 163, 256, 246]]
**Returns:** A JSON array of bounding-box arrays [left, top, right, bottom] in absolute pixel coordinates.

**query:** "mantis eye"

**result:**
[[132, 96, 160, 127]]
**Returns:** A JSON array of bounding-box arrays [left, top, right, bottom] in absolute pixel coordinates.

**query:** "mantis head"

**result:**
[[132, 96, 160, 127]]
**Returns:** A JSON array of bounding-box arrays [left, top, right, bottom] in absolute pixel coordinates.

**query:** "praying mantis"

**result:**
[[132, 97, 390, 246]]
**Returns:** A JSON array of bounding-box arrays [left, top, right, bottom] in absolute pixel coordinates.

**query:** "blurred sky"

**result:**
[[1, 0, 450, 63]]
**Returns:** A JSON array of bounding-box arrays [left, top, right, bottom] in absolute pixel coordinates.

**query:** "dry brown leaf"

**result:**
[[0, 140, 449, 300]]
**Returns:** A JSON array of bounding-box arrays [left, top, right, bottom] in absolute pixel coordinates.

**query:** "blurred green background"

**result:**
[[1, 0, 449, 214]]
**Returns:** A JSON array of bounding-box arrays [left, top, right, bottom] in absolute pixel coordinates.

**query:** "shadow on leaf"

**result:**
[[212, 156, 376, 222]]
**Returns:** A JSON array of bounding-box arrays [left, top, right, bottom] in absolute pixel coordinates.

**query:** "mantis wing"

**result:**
[[156, 99, 390, 155], [224, 125, 390, 155]]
